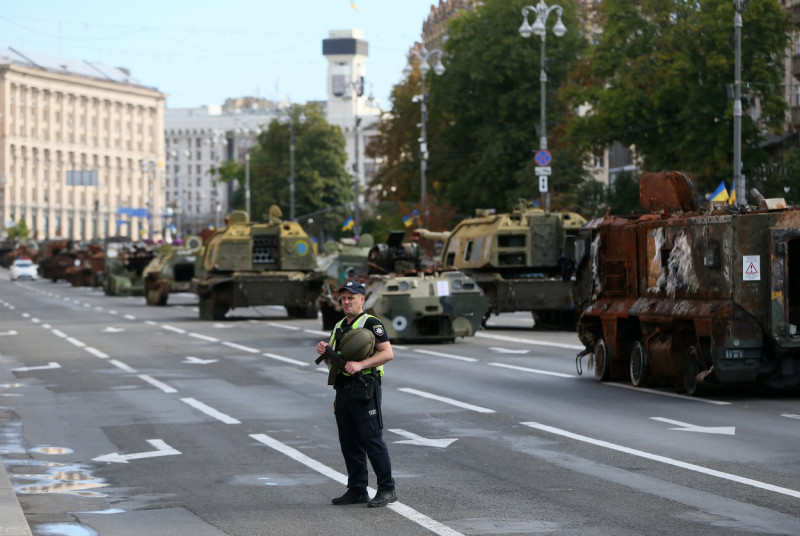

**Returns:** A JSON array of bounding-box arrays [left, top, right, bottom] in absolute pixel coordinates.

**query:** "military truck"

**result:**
[[194, 208, 324, 320], [415, 199, 587, 330], [142, 236, 202, 306], [320, 231, 489, 342], [102, 242, 155, 296], [574, 170, 800, 395]]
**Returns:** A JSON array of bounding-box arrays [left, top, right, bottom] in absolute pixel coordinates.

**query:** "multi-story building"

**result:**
[[164, 99, 281, 236], [322, 29, 383, 231], [0, 47, 165, 241]]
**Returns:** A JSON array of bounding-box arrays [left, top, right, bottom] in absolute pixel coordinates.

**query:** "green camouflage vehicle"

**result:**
[[415, 199, 587, 330], [102, 242, 155, 296], [143, 236, 203, 306], [194, 208, 324, 320]]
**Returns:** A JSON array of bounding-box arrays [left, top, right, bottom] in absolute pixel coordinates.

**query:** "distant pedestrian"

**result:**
[[315, 280, 396, 507]]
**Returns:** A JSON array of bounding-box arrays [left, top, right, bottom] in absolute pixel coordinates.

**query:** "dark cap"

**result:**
[[337, 280, 366, 296]]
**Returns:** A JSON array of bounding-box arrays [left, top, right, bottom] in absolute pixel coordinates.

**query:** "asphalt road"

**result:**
[[1, 274, 799, 536]]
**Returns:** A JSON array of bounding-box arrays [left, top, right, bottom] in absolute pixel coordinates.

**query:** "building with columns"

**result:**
[[0, 47, 166, 241]]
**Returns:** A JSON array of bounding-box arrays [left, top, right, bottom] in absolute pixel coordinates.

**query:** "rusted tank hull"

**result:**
[[474, 273, 576, 329], [576, 171, 800, 394]]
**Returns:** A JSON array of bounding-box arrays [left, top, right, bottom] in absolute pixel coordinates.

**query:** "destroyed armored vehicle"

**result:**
[[321, 231, 489, 342], [574, 170, 800, 395], [102, 242, 155, 296], [194, 208, 324, 320], [415, 200, 586, 330], [65, 242, 105, 287], [143, 236, 203, 306]]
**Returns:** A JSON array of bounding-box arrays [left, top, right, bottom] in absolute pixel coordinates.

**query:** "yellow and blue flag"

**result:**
[[341, 216, 355, 232], [729, 187, 736, 205], [403, 209, 420, 228], [709, 181, 729, 202]]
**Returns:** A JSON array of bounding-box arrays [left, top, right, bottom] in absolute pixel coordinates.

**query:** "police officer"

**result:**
[[316, 280, 397, 507]]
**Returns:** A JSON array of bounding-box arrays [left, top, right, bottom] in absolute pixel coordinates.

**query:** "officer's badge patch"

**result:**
[[373, 325, 384, 337]]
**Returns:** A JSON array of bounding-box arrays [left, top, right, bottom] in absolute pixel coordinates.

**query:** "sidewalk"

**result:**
[[0, 459, 32, 536]]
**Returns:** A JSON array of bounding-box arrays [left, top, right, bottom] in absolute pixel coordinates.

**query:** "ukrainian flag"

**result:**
[[710, 181, 729, 202], [403, 209, 420, 228], [729, 187, 736, 205], [341, 216, 355, 232]]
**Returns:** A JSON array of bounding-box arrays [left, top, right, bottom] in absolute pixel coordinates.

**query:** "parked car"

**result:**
[[10, 258, 38, 281]]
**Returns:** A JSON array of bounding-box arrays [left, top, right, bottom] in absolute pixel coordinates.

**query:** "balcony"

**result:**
[[790, 106, 800, 130]]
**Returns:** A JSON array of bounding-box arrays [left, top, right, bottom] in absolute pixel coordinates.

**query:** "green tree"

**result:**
[[563, 0, 791, 193], [369, 0, 588, 228], [6, 219, 29, 240]]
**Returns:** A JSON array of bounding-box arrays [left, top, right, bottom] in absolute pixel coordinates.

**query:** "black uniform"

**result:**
[[332, 312, 395, 493]]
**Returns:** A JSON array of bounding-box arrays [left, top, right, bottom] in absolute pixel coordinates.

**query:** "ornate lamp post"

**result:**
[[403, 43, 445, 227], [519, 1, 566, 209]]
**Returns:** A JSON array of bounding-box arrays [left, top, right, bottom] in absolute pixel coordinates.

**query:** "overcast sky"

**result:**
[[1, 0, 438, 109]]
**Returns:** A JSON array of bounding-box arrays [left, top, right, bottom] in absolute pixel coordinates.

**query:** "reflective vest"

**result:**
[[329, 314, 384, 377]]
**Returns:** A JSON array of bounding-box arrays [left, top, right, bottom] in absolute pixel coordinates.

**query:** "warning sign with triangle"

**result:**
[[743, 255, 760, 281]]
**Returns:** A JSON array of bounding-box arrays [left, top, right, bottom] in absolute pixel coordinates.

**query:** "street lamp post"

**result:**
[[245, 152, 251, 217], [404, 43, 445, 228], [519, 1, 566, 210], [733, 0, 746, 205]]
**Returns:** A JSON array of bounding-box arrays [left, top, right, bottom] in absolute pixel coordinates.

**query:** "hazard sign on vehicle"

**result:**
[[743, 255, 760, 281]]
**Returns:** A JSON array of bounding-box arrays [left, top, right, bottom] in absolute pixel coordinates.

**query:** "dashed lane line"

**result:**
[[181, 397, 241, 424], [398, 388, 495, 414], [488, 362, 574, 378]]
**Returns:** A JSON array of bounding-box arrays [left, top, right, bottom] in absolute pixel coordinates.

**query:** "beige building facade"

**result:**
[[0, 47, 166, 241]]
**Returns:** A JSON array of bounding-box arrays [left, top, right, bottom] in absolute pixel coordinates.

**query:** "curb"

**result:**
[[0, 459, 32, 536]]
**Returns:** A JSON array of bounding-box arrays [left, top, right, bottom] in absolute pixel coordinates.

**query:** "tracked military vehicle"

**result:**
[[321, 231, 489, 342], [142, 236, 203, 306], [102, 242, 155, 296], [194, 208, 324, 320], [415, 200, 586, 330], [574, 170, 800, 395]]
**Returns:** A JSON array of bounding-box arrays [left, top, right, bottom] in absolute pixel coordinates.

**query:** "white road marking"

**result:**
[[123, 314, 136, 320], [415, 349, 477, 362], [476, 331, 584, 350], [263, 353, 309, 367], [389, 429, 457, 448], [183, 356, 218, 365], [781, 413, 800, 420], [93, 439, 181, 464], [66, 337, 86, 348], [603, 382, 731, 405], [12, 362, 61, 372], [84, 347, 109, 359], [521, 421, 800, 499], [303, 328, 327, 336], [488, 362, 574, 378], [189, 332, 219, 342], [650, 417, 735, 435], [222, 341, 260, 353], [161, 325, 186, 334], [138, 375, 178, 394], [109, 360, 137, 373], [181, 397, 241, 424], [250, 433, 464, 536], [398, 388, 495, 414], [271, 322, 300, 331], [51, 329, 68, 338]]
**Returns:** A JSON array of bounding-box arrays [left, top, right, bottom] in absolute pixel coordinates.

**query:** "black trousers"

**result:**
[[334, 383, 395, 491]]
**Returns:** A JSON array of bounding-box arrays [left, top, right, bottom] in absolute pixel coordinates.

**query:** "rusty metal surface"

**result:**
[[576, 170, 800, 392]]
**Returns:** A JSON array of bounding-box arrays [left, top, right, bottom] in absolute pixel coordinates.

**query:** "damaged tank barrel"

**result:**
[[574, 170, 800, 395]]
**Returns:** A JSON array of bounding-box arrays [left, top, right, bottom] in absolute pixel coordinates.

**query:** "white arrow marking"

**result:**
[[781, 413, 800, 421], [183, 356, 218, 365], [388, 429, 457, 448], [0, 330, 17, 336], [489, 347, 529, 354], [93, 439, 181, 464], [651, 417, 735, 435], [13, 362, 61, 372], [102, 327, 125, 333]]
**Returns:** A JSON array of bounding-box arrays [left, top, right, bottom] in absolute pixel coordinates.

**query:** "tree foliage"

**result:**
[[563, 0, 791, 193], [6, 219, 29, 240], [369, 0, 589, 228]]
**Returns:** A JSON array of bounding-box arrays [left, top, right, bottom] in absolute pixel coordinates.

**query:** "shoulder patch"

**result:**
[[373, 325, 384, 337]]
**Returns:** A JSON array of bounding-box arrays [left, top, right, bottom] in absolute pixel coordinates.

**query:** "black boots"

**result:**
[[367, 488, 397, 508], [332, 488, 368, 505]]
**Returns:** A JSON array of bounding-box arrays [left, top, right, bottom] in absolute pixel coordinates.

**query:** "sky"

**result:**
[[0, 0, 439, 110]]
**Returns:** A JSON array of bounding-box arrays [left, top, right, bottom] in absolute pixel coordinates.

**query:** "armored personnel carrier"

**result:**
[[142, 236, 203, 306], [415, 200, 586, 330], [321, 231, 489, 342], [102, 242, 155, 296], [194, 207, 324, 320], [574, 170, 800, 395]]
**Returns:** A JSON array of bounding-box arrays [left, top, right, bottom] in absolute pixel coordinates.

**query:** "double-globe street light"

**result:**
[[519, 1, 566, 210], [403, 44, 445, 227]]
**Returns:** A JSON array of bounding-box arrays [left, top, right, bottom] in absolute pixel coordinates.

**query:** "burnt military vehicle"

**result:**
[[142, 236, 202, 306], [194, 208, 324, 320], [415, 200, 586, 329], [574, 170, 800, 395]]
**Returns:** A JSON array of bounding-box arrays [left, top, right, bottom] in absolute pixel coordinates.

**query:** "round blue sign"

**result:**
[[534, 150, 552, 167]]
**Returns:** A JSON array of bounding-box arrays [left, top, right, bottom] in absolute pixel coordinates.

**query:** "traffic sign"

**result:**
[[539, 176, 548, 193], [534, 166, 551, 176], [534, 149, 551, 167]]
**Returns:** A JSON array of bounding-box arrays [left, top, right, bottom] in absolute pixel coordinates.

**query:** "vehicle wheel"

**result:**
[[199, 293, 228, 320], [630, 341, 648, 387], [683, 346, 701, 396], [593, 338, 610, 382]]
